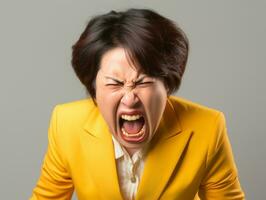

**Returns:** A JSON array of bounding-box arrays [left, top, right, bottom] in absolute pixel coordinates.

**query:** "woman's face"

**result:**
[[95, 47, 167, 154]]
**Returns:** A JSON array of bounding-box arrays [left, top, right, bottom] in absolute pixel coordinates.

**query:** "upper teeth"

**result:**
[[121, 114, 141, 121]]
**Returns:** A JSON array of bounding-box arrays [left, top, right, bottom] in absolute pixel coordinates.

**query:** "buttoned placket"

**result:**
[[112, 136, 147, 200], [127, 153, 140, 183], [122, 150, 141, 199]]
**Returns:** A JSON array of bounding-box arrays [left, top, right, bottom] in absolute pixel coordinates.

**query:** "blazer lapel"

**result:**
[[81, 106, 123, 200], [136, 99, 194, 200]]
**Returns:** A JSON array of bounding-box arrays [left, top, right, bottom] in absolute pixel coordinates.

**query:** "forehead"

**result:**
[[99, 47, 142, 78]]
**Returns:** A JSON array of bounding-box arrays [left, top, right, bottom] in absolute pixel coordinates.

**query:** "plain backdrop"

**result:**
[[0, 0, 265, 199]]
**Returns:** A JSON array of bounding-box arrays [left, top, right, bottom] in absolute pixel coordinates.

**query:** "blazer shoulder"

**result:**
[[168, 96, 223, 130], [169, 96, 221, 115], [51, 98, 96, 128]]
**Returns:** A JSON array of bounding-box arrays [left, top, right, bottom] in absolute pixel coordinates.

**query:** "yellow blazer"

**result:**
[[30, 96, 244, 200]]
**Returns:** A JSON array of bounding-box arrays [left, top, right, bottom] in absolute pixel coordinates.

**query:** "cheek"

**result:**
[[95, 87, 122, 127], [95, 77, 121, 132], [140, 84, 167, 121], [95, 84, 110, 112], [95, 80, 118, 106], [151, 90, 167, 117]]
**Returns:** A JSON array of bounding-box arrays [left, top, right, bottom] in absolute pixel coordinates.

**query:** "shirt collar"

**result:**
[[111, 136, 147, 160], [112, 135, 124, 159]]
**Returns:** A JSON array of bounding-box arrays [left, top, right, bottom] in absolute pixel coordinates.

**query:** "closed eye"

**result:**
[[135, 81, 154, 87], [105, 80, 124, 87], [138, 81, 153, 85], [105, 82, 123, 86]]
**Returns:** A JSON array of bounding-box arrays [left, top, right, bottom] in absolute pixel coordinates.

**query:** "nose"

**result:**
[[120, 89, 139, 107]]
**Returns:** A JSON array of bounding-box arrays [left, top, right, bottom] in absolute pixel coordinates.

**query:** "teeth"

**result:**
[[121, 126, 145, 137], [121, 114, 141, 121]]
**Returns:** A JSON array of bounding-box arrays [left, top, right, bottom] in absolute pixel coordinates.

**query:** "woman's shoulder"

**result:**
[[51, 98, 97, 125], [55, 98, 95, 111], [169, 95, 222, 116], [168, 95, 224, 131]]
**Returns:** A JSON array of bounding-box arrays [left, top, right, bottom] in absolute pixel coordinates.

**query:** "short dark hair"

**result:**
[[71, 8, 189, 98]]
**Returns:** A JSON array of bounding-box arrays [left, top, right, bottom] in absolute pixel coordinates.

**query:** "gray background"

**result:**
[[0, 0, 265, 199]]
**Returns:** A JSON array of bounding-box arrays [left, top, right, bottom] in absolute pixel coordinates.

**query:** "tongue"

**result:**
[[122, 120, 144, 134]]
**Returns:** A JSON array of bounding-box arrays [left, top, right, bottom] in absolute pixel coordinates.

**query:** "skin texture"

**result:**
[[95, 47, 168, 155]]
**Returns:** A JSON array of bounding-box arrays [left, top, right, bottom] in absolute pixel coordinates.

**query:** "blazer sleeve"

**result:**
[[198, 112, 245, 200], [30, 106, 74, 200]]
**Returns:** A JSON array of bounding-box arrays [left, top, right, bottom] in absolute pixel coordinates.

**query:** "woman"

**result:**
[[30, 8, 245, 200]]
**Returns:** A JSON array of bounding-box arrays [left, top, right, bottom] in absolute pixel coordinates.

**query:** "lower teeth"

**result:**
[[121, 126, 145, 137]]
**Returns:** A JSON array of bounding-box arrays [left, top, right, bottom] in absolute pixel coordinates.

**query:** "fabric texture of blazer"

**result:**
[[30, 96, 245, 200]]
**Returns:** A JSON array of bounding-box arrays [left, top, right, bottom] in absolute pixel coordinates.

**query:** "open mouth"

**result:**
[[119, 114, 146, 142]]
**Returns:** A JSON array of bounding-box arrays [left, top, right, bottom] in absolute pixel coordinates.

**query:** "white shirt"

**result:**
[[112, 136, 146, 200]]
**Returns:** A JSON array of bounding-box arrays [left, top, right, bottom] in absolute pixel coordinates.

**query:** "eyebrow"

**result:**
[[134, 76, 146, 83], [104, 76, 124, 83], [104, 74, 149, 83]]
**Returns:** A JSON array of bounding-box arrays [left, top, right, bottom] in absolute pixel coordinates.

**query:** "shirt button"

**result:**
[[130, 176, 136, 183]]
